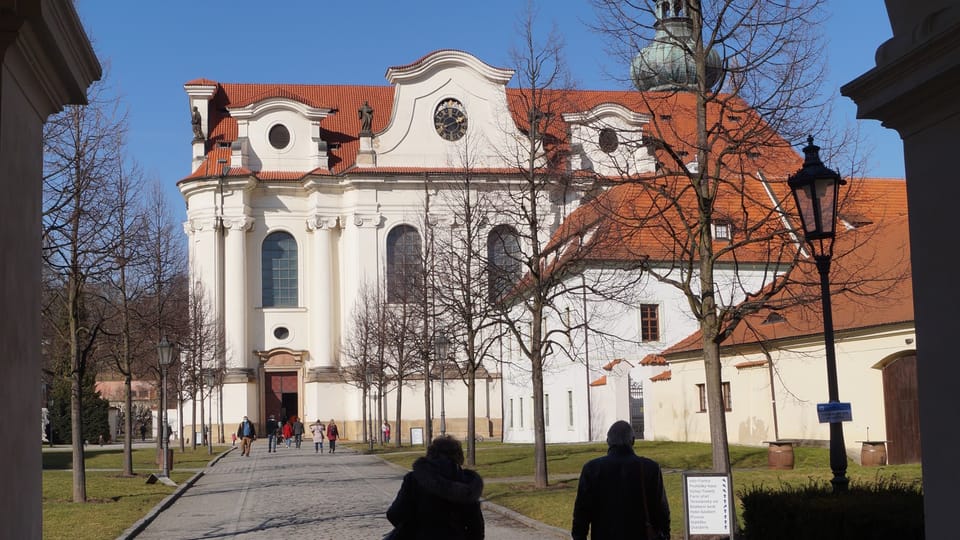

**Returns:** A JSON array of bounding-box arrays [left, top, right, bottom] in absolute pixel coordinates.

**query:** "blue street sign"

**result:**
[[817, 402, 852, 423]]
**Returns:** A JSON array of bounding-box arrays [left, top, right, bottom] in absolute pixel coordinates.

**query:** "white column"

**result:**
[[223, 216, 254, 370], [341, 213, 382, 335], [308, 215, 338, 367]]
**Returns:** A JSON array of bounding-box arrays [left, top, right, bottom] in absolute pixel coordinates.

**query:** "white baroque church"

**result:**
[[177, 46, 680, 441]]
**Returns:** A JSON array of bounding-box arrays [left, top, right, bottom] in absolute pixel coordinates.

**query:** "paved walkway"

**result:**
[[131, 443, 566, 539]]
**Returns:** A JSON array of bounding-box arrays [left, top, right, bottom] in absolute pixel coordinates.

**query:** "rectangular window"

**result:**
[[714, 222, 731, 240], [640, 304, 660, 342], [519, 397, 524, 429], [545, 393, 550, 427], [568, 390, 574, 427], [697, 382, 733, 412], [509, 399, 514, 428]]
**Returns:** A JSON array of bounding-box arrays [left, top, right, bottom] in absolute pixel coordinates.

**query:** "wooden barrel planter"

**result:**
[[765, 440, 795, 470], [860, 441, 888, 466]]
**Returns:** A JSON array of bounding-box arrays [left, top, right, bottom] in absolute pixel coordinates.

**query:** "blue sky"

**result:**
[[75, 1, 902, 218]]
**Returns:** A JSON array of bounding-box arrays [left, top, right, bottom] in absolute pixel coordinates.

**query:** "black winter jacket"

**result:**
[[571, 446, 670, 540], [386, 456, 484, 540]]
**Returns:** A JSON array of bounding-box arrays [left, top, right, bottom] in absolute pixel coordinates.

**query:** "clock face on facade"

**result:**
[[434, 99, 468, 141]]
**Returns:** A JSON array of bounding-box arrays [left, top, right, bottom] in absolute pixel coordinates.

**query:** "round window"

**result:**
[[598, 128, 619, 153], [268, 124, 291, 149], [273, 326, 290, 340]]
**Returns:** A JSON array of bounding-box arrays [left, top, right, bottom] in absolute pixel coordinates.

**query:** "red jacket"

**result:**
[[326, 423, 339, 441], [282, 423, 293, 438]]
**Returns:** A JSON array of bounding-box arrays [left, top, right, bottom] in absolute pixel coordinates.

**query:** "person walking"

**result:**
[[326, 419, 339, 453], [310, 419, 325, 453], [571, 420, 670, 540], [382, 421, 391, 444], [265, 415, 279, 453], [386, 435, 484, 539], [236, 416, 257, 457], [293, 416, 305, 449], [282, 418, 293, 448]]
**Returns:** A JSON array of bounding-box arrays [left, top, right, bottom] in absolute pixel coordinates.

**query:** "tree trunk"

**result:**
[[395, 380, 404, 447], [123, 374, 133, 476], [531, 352, 548, 488], [466, 363, 477, 466]]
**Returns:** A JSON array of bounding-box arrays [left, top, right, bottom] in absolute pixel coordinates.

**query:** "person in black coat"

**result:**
[[386, 435, 484, 539], [572, 420, 670, 540]]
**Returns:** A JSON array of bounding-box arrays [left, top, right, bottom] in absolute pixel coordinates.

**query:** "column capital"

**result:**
[[349, 213, 383, 228], [223, 216, 255, 232], [184, 217, 219, 233], [306, 215, 339, 231]]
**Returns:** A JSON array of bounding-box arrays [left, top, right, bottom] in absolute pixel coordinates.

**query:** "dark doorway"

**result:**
[[882, 354, 922, 464], [265, 372, 298, 423]]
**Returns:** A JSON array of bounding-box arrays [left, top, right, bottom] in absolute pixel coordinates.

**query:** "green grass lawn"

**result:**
[[375, 440, 923, 539], [42, 445, 229, 540]]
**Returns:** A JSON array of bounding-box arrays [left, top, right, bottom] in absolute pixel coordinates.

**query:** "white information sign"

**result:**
[[410, 427, 424, 446], [683, 472, 732, 537]]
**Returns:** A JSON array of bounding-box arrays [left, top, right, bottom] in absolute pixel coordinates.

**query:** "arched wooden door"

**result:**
[[882, 354, 922, 464]]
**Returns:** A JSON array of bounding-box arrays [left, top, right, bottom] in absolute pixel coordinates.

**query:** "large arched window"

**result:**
[[487, 225, 521, 302], [387, 225, 422, 303], [262, 231, 298, 307]]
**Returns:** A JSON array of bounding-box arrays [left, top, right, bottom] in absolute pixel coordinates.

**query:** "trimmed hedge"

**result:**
[[740, 478, 924, 539]]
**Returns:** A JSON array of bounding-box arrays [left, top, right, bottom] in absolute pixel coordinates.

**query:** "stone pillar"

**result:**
[[0, 2, 100, 536], [341, 213, 382, 329], [308, 215, 338, 367], [841, 4, 960, 539], [223, 216, 254, 370]]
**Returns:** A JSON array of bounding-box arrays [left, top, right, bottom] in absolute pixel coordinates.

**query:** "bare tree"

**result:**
[[180, 278, 221, 450], [42, 78, 127, 502], [433, 139, 508, 465], [135, 181, 187, 453], [341, 283, 386, 444], [587, 0, 873, 476], [100, 159, 148, 476]]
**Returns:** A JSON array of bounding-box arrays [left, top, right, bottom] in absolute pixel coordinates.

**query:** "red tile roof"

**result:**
[[641, 354, 667, 366], [650, 370, 672, 382], [590, 375, 608, 387], [661, 183, 912, 357], [180, 80, 801, 185]]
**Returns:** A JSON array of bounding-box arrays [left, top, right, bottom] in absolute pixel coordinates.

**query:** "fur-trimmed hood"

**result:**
[[410, 456, 483, 504]]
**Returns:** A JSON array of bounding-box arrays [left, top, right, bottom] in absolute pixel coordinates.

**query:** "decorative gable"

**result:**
[[563, 102, 656, 177], [228, 97, 334, 173], [374, 50, 530, 169]]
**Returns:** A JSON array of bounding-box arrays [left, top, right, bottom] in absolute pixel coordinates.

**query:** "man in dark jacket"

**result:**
[[572, 421, 670, 540], [386, 435, 484, 539], [265, 415, 279, 453]]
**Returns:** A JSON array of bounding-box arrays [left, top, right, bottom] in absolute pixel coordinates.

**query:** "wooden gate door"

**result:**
[[882, 354, 922, 464]]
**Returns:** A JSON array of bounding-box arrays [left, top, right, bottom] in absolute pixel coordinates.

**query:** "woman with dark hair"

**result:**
[[386, 435, 484, 539]]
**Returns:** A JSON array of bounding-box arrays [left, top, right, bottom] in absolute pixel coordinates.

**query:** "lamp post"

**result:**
[[434, 333, 449, 436], [204, 370, 214, 455], [788, 135, 848, 493], [156, 337, 175, 480]]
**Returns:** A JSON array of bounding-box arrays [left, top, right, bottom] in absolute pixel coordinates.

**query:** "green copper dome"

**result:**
[[631, 1, 723, 92]]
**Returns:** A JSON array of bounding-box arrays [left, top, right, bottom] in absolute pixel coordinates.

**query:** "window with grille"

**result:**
[[262, 231, 298, 307], [387, 225, 423, 303], [640, 304, 660, 342]]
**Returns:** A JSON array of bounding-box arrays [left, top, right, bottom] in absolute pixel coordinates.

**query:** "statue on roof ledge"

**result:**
[[191, 106, 204, 142], [358, 100, 374, 136]]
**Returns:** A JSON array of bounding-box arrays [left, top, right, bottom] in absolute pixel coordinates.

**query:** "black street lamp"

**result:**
[[788, 135, 848, 493], [156, 337, 176, 483], [433, 334, 449, 436], [204, 370, 214, 455]]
